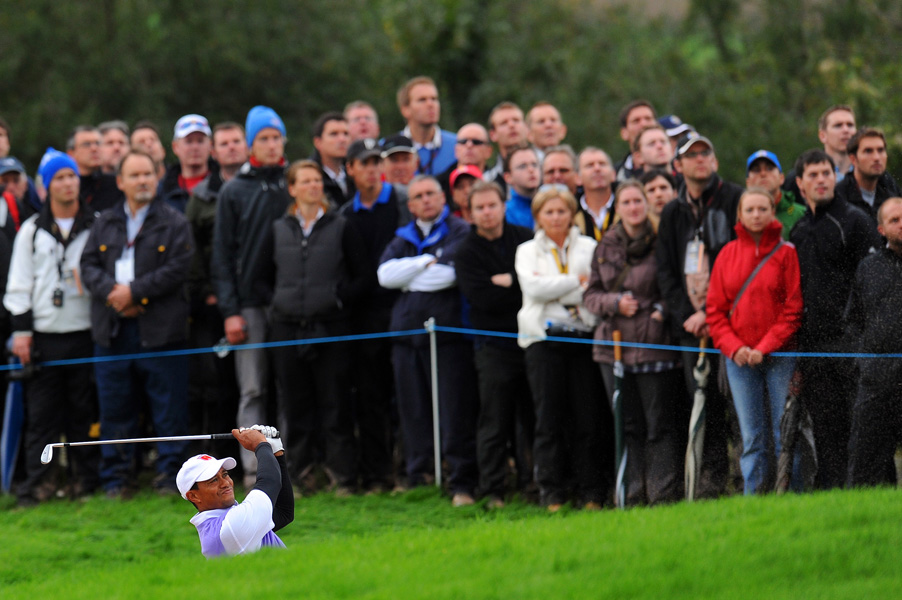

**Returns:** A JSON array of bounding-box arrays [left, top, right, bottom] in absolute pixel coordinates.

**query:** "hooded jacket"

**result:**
[[211, 161, 292, 318], [706, 220, 802, 359]]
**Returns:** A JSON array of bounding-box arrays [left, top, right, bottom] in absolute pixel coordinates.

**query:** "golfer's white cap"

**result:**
[[176, 454, 237, 499]]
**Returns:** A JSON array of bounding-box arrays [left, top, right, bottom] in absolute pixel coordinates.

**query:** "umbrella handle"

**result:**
[[613, 330, 622, 362]]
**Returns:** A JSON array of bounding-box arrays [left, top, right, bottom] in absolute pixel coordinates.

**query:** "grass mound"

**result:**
[[2, 486, 899, 598]]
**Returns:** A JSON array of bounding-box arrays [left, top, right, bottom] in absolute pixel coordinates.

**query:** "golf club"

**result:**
[[40, 433, 239, 465]]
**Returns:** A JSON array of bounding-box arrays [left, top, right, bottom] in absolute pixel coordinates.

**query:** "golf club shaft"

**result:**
[[54, 433, 235, 450]]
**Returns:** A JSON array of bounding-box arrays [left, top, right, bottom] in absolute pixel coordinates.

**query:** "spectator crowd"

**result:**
[[2, 76, 901, 511]]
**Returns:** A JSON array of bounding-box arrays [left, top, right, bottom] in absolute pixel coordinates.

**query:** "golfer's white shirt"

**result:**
[[190, 489, 281, 557]]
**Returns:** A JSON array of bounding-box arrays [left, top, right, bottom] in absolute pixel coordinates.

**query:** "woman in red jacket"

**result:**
[[706, 186, 803, 494]]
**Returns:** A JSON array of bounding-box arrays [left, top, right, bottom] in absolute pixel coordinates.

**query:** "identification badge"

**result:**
[[61, 266, 84, 297], [115, 257, 135, 284], [684, 240, 705, 275]]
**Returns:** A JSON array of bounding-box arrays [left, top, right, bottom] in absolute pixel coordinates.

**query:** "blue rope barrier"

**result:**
[[3, 323, 900, 374]]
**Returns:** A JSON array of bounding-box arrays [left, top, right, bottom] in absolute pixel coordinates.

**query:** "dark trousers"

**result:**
[[392, 341, 478, 495], [474, 342, 534, 498], [349, 326, 395, 490], [679, 336, 729, 498], [19, 330, 99, 498], [270, 321, 356, 488], [600, 365, 681, 505], [526, 341, 609, 506], [799, 356, 855, 490], [95, 320, 188, 490], [846, 378, 902, 487], [187, 303, 240, 460]]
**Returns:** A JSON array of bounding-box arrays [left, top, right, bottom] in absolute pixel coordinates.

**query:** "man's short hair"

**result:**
[[408, 173, 441, 190], [131, 120, 161, 138], [116, 149, 155, 175], [397, 76, 436, 110], [817, 104, 855, 131], [467, 180, 505, 209], [794, 148, 836, 178], [213, 121, 245, 137], [312, 112, 346, 139], [542, 144, 576, 166], [877, 197, 902, 226], [576, 146, 612, 173], [847, 127, 886, 156], [66, 125, 99, 151], [503, 143, 537, 173], [632, 124, 667, 152], [99, 120, 129, 137], [343, 100, 379, 122], [640, 168, 676, 189], [0, 116, 9, 136], [525, 101, 556, 126], [618, 100, 656, 128], [488, 101, 523, 131]]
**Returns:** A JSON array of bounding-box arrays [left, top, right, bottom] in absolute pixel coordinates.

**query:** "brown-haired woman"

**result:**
[[584, 180, 681, 505], [265, 160, 374, 494]]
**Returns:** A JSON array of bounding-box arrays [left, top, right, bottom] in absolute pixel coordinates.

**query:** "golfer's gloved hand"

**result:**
[[249, 424, 283, 454]]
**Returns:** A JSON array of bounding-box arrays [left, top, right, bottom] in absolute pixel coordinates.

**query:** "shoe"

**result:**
[[547, 503, 563, 513], [452, 492, 475, 507], [486, 496, 506, 510], [583, 501, 603, 511]]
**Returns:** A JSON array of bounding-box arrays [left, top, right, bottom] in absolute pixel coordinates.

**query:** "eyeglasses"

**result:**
[[681, 148, 713, 160], [456, 138, 488, 146]]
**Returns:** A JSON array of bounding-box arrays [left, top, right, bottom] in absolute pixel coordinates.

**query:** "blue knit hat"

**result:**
[[245, 106, 286, 147], [38, 147, 79, 186]]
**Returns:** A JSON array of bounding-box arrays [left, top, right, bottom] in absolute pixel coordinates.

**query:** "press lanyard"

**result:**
[[550, 247, 568, 274]]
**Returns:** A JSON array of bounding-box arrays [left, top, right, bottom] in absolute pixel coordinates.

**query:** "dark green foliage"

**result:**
[[2, 0, 902, 183]]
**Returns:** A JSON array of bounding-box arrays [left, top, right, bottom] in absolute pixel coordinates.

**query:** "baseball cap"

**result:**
[[0, 157, 25, 176], [176, 454, 237, 499], [381, 134, 415, 157], [173, 114, 212, 140], [746, 149, 782, 174], [658, 114, 693, 138], [677, 132, 714, 157], [450, 164, 483, 188], [348, 138, 383, 162]]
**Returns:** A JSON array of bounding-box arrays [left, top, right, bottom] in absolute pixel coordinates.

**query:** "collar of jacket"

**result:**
[[395, 205, 451, 253], [734, 218, 784, 255]]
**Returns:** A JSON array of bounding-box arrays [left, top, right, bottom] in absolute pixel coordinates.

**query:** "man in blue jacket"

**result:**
[[377, 175, 477, 506], [395, 77, 457, 176]]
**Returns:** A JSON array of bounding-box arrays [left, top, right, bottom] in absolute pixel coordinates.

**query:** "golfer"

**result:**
[[177, 426, 294, 558]]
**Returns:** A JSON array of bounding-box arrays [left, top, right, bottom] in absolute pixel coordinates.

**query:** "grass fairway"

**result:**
[[1, 486, 900, 599]]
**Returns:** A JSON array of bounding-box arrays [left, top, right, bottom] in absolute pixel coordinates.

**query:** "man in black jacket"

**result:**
[[845, 197, 902, 486], [311, 112, 354, 207], [81, 150, 195, 497], [790, 149, 881, 490], [835, 127, 900, 224], [454, 181, 534, 507], [656, 133, 742, 499], [68, 125, 123, 213], [160, 114, 214, 213], [211, 106, 291, 488]]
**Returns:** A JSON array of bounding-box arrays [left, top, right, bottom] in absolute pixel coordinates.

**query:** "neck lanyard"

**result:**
[[550, 246, 568, 274]]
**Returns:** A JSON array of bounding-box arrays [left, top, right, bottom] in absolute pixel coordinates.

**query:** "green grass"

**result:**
[[1, 487, 900, 599]]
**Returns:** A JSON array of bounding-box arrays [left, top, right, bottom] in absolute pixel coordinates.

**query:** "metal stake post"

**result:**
[[424, 317, 442, 488]]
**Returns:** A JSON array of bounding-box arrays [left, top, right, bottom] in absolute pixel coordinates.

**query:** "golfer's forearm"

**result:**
[[253, 443, 281, 503], [272, 453, 294, 531]]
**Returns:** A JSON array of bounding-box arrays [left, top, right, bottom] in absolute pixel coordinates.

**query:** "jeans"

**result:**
[[725, 355, 797, 494]]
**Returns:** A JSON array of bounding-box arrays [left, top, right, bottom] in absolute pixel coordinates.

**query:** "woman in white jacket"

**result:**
[[515, 185, 608, 511]]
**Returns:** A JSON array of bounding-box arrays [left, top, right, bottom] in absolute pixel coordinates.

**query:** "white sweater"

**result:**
[[515, 226, 598, 349]]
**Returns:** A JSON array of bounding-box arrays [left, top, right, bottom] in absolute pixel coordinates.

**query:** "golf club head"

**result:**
[[40, 444, 54, 464]]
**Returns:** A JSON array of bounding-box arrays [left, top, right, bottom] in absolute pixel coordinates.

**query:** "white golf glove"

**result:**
[[248, 424, 283, 454]]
